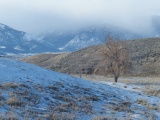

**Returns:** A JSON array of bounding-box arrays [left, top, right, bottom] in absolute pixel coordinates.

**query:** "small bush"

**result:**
[[5, 111, 18, 120], [109, 101, 131, 112], [145, 89, 160, 98], [0, 96, 5, 101], [136, 99, 148, 106], [45, 113, 76, 120], [92, 116, 116, 120], [0, 82, 19, 89], [6, 97, 23, 107]]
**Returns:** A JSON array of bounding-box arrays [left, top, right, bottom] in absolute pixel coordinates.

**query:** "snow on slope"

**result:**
[[0, 58, 160, 119], [41, 25, 143, 52], [0, 24, 5, 29], [0, 23, 56, 54]]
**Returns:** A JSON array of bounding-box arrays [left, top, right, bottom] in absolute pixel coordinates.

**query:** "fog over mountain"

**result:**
[[0, 23, 142, 54], [0, 0, 160, 34]]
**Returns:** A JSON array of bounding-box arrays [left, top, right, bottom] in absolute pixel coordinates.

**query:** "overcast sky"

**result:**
[[0, 0, 160, 34]]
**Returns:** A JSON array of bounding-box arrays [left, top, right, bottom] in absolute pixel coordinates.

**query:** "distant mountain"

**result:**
[[41, 25, 142, 51], [1, 22, 159, 55], [151, 16, 160, 37], [0, 23, 55, 55]]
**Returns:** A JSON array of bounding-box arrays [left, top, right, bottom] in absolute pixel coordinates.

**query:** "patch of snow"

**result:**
[[100, 81, 145, 93], [0, 24, 5, 29], [6, 53, 16, 56], [23, 34, 34, 41], [0, 46, 6, 49], [58, 47, 64, 51], [14, 45, 23, 51], [80, 34, 87, 40], [29, 45, 37, 50], [7, 32, 13, 37], [0, 58, 92, 87], [57, 32, 63, 35]]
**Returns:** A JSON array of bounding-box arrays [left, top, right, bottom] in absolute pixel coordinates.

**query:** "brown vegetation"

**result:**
[[21, 37, 160, 77], [6, 97, 23, 107], [100, 35, 130, 82]]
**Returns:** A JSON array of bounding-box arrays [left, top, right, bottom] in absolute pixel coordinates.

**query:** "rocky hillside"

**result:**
[[22, 37, 160, 76]]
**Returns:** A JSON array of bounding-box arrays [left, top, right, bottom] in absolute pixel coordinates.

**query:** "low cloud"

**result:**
[[0, 0, 160, 34]]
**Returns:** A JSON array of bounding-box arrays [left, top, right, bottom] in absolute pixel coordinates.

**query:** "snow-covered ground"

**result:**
[[0, 58, 160, 119]]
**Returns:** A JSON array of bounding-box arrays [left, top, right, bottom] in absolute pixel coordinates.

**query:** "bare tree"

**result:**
[[100, 35, 129, 82]]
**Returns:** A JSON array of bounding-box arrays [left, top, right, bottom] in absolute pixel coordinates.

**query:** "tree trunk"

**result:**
[[115, 76, 118, 82]]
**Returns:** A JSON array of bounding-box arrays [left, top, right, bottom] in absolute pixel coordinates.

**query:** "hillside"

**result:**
[[22, 37, 160, 76], [0, 58, 160, 119], [21, 53, 70, 69]]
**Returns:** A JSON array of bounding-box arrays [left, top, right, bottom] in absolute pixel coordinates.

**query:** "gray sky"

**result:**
[[0, 0, 160, 34]]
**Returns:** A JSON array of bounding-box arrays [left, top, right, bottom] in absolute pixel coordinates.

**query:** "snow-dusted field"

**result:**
[[73, 75, 160, 91], [0, 58, 160, 120]]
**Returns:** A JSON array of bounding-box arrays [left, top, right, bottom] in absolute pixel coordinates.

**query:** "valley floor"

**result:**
[[73, 74, 160, 98]]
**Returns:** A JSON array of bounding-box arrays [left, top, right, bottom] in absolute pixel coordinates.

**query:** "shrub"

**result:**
[[6, 97, 23, 107]]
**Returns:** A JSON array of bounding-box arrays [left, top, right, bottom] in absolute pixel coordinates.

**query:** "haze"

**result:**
[[0, 0, 159, 34]]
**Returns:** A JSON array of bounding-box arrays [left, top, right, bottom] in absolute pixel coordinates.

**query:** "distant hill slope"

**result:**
[[22, 52, 70, 69], [22, 37, 160, 76]]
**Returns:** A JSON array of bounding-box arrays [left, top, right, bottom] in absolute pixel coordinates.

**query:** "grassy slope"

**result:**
[[0, 58, 160, 119], [22, 37, 160, 76]]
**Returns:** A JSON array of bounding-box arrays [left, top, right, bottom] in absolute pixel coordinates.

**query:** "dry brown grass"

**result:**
[[21, 38, 160, 77], [21, 52, 70, 69], [0, 77, 159, 119], [136, 99, 148, 106], [135, 99, 160, 112], [45, 113, 76, 120], [73, 74, 160, 91], [4, 111, 18, 120], [72, 75, 160, 83], [144, 89, 160, 98], [0, 82, 20, 89], [92, 116, 114, 120], [6, 97, 23, 107], [108, 101, 131, 112]]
